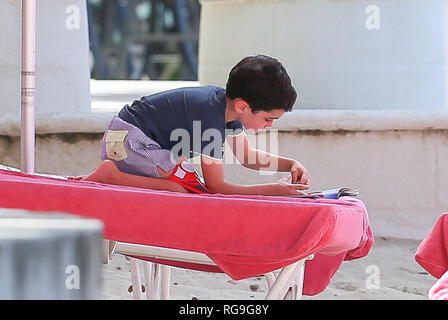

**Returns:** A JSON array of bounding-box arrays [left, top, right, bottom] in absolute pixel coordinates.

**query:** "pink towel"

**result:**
[[415, 213, 448, 300], [415, 213, 448, 279], [429, 270, 448, 300], [0, 169, 374, 295]]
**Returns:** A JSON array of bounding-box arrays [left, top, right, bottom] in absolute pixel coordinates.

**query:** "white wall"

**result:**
[[199, 0, 448, 110], [0, 1, 21, 114], [0, 0, 91, 114]]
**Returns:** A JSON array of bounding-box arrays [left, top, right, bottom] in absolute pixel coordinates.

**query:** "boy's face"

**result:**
[[241, 108, 286, 132]]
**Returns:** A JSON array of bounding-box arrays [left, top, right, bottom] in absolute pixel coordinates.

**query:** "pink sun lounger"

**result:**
[[0, 168, 374, 299]]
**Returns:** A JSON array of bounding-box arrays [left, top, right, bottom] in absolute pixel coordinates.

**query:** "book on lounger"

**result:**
[[292, 187, 359, 199]]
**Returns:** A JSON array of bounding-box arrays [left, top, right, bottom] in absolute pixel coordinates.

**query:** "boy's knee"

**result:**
[[157, 165, 174, 179]]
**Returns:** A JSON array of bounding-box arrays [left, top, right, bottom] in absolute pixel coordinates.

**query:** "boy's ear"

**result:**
[[234, 99, 251, 113]]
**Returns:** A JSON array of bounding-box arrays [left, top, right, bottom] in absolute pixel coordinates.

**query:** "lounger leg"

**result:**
[[264, 272, 276, 290], [161, 265, 171, 300], [265, 269, 296, 300], [128, 257, 144, 300], [284, 288, 293, 300], [265, 260, 303, 300], [102, 240, 110, 264], [147, 263, 161, 300], [142, 262, 169, 300], [143, 262, 153, 300], [284, 262, 305, 300], [291, 262, 305, 300], [102, 240, 117, 264]]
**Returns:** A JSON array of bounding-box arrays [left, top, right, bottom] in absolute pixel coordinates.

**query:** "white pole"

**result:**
[[160, 265, 171, 300], [21, 0, 36, 174]]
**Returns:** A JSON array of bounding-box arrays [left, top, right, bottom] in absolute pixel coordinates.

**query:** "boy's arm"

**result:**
[[200, 155, 308, 196], [226, 132, 310, 184]]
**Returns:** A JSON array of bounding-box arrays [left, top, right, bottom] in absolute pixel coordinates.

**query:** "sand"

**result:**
[[101, 237, 436, 300]]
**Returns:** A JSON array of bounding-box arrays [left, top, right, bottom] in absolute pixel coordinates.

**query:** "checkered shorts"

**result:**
[[100, 116, 177, 178]]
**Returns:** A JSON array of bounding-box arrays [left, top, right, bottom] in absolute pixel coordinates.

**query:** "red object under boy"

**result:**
[[168, 160, 208, 194]]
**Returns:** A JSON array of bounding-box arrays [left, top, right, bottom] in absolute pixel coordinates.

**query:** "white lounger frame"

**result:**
[[103, 239, 313, 300]]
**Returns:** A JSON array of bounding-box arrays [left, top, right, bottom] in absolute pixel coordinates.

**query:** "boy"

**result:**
[[83, 55, 310, 196]]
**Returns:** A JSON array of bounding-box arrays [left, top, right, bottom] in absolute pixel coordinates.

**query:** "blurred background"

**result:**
[[87, 0, 200, 81]]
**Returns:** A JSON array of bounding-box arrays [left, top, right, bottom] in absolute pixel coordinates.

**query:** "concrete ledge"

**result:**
[[0, 112, 114, 136], [276, 109, 448, 132]]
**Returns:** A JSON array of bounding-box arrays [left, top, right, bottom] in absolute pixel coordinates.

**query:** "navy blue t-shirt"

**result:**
[[118, 86, 244, 160]]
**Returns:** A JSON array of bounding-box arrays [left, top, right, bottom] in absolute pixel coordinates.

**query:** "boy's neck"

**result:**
[[225, 97, 240, 123]]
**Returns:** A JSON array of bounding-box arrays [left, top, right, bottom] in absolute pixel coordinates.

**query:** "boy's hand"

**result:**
[[275, 176, 310, 195], [290, 161, 310, 185]]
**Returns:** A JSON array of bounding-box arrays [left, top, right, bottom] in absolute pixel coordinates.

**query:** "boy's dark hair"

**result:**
[[225, 55, 297, 113]]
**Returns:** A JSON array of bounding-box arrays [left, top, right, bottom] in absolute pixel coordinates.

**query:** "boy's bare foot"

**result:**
[[81, 160, 189, 193]]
